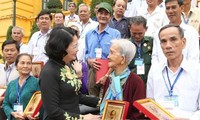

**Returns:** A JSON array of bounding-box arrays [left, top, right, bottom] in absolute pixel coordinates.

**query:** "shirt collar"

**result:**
[[112, 16, 126, 21], [39, 29, 52, 36], [94, 25, 110, 34], [161, 56, 188, 72], [79, 18, 92, 26], [4, 62, 15, 71]]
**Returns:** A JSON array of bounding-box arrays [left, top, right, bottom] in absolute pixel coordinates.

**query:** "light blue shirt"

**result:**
[[85, 25, 121, 60]]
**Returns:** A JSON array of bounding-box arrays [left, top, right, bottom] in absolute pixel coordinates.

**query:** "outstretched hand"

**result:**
[[72, 60, 83, 78]]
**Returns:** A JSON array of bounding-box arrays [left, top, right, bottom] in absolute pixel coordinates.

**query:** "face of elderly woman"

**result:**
[[63, 35, 78, 63], [108, 43, 124, 69], [16, 55, 32, 76]]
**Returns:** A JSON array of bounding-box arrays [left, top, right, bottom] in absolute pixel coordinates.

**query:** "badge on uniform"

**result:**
[[134, 58, 144, 66], [95, 48, 102, 58], [135, 58, 145, 74], [13, 103, 23, 115], [164, 95, 179, 110]]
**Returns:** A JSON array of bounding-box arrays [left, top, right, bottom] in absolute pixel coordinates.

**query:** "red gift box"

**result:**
[[96, 59, 109, 82]]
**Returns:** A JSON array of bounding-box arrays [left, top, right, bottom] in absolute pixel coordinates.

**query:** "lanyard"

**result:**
[[182, 12, 192, 24], [80, 22, 89, 35], [137, 47, 141, 58], [97, 32, 106, 48], [163, 67, 183, 96], [16, 75, 30, 103], [36, 34, 43, 47], [5, 64, 14, 85]]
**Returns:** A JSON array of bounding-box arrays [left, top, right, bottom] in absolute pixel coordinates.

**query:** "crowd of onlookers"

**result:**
[[1, 0, 200, 119]]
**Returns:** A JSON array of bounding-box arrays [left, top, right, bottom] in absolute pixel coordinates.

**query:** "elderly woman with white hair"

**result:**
[[100, 39, 146, 120]]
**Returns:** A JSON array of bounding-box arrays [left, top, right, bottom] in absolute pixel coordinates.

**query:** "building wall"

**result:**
[[0, 0, 42, 44]]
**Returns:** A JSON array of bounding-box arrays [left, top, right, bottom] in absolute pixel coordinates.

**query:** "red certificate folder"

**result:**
[[133, 98, 175, 119], [24, 91, 42, 117], [102, 100, 129, 120], [96, 59, 109, 82]]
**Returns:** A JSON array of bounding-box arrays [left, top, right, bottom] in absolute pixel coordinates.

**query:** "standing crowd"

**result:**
[[1, 0, 200, 119]]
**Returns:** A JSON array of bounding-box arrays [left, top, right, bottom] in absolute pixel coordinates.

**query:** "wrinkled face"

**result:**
[[3, 44, 19, 65], [165, 0, 182, 23], [78, 5, 91, 22], [63, 35, 78, 63], [12, 28, 23, 43], [113, 0, 126, 16], [38, 14, 51, 31], [54, 13, 64, 25], [159, 27, 185, 61], [16, 55, 32, 76], [97, 9, 111, 25], [68, 3, 76, 13], [130, 23, 146, 43], [108, 44, 124, 69]]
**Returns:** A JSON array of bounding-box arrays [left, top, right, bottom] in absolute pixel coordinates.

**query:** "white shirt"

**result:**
[[158, 1, 165, 10], [27, 30, 51, 63], [147, 57, 200, 119], [130, 0, 148, 14], [0, 63, 19, 86], [124, 2, 137, 17], [138, 6, 169, 37], [65, 14, 79, 27], [19, 43, 28, 54], [151, 22, 199, 64], [76, 19, 98, 62], [192, 0, 197, 7]]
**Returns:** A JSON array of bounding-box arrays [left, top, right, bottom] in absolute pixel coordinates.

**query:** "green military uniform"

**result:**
[[129, 36, 153, 84]]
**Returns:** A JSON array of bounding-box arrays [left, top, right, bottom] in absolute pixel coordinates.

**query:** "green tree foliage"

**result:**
[[90, 0, 101, 18], [47, 0, 62, 13], [77, 0, 84, 12], [90, 0, 114, 18], [6, 26, 13, 40], [102, 0, 114, 6], [29, 21, 39, 41]]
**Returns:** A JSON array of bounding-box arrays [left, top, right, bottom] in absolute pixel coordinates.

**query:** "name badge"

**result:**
[[164, 95, 179, 110], [137, 64, 145, 75], [95, 48, 102, 58], [13, 103, 23, 115], [134, 58, 144, 66]]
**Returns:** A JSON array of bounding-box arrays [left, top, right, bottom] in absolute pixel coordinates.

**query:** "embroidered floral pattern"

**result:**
[[60, 65, 82, 94], [64, 112, 79, 120]]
